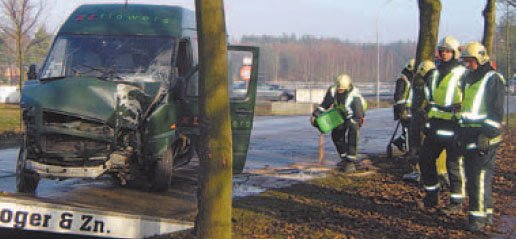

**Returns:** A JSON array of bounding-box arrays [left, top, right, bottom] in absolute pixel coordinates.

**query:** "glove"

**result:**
[[477, 134, 490, 151], [310, 108, 324, 127], [358, 117, 365, 127]]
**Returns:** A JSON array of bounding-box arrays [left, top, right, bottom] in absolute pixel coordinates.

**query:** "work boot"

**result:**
[[340, 161, 356, 173], [440, 202, 462, 216], [486, 213, 493, 225], [423, 190, 439, 208], [467, 215, 486, 232], [403, 171, 421, 183]]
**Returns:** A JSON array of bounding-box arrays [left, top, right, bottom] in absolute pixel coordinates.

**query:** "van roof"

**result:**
[[59, 4, 195, 37]]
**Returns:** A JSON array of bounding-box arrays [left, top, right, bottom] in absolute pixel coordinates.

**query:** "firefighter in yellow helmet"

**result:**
[[459, 42, 505, 231], [313, 74, 367, 173], [391, 59, 415, 152], [418, 36, 468, 214], [401, 60, 436, 182]]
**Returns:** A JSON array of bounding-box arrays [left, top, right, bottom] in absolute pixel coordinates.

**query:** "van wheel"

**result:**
[[16, 144, 39, 194], [150, 146, 175, 192]]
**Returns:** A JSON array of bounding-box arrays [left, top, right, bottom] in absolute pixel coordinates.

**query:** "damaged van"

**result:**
[[18, 4, 259, 193]]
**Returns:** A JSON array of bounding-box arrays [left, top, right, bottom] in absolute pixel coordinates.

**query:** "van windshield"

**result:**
[[40, 35, 175, 83]]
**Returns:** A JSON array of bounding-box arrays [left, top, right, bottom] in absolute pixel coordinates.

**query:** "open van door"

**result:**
[[228, 45, 259, 173]]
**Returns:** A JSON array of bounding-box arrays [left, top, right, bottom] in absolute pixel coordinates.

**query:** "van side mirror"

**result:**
[[27, 64, 37, 80]]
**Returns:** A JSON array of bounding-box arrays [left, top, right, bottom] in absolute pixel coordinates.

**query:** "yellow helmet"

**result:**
[[437, 36, 461, 59], [461, 41, 490, 65], [416, 60, 436, 77], [336, 74, 351, 90], [405, 58, 416, 71]]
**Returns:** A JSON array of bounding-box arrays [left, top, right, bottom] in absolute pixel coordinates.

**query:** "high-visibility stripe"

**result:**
[[484, 119, 501, 128], [469, 211, 486, 217], [425, 123, 431, 128], [486, 208, 493, 214], [444, 67, 466, 106], [479, 170, 486, 216], [424, 183, 440, 191], [451, 194, 464, 199], [462, 113, 488, 121], [459, 157, 466, 198], [490, 135, 502, 145], [396, 100, 411, 104], [340, 153, 347, 158], [436, 130, 454, 136], [431, 71, 439, 98], [467, 143, 477, 150], [346, 155, 357, 160]]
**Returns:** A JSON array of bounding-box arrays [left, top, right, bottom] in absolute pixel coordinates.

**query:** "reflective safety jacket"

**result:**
[[460, 68, 506, 142], [319, 85, 367, 120], [394, 71, 413, 108], [426, 65, 467, 120]]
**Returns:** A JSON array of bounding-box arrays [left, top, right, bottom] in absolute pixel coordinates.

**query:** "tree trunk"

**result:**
[[409, 0, 441, 156], [17, 27, 23, 130], [194, 0, 233, 238], [482, 0, 496, 57], [415, 0, 441, 67]]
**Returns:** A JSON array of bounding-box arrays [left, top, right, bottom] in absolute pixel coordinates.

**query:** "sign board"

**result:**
[[0, 197, 193, 238]]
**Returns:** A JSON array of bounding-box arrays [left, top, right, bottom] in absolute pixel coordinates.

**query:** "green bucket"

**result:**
[[316, 109, 344, 134]]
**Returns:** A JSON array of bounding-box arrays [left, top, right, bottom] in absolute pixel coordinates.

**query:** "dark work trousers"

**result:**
[[331, 119, 359, 161], [408, 110, 426, 157], [463, 141, 498, 220], [418, 123, 465, 204]]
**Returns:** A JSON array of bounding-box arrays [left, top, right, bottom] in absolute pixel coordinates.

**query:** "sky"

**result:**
[[40, 0, 489, 44]]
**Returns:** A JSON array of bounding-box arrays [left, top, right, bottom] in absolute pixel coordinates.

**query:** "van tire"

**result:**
[[16, 144, 39, 194], [150, 146, 175, 192]]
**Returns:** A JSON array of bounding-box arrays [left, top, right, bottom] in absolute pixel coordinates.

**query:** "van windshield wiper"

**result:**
[[72, 65, 125, 81]]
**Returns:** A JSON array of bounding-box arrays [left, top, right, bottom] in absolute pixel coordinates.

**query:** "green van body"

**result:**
[[18, 4, 259, 193]]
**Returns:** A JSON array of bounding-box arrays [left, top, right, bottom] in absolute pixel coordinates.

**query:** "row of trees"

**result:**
[[240, 35, 416, 84]]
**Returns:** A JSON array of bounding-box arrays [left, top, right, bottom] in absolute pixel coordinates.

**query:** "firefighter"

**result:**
[[314, 74, 367, 173], [419, 36, 467, 213], [459, 42, 505, 231], [402, 60, 436, 182], [392, 58, 415, 152]]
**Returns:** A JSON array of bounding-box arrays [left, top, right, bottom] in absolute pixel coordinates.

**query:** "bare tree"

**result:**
[[195, 0, 233, 238], [483, 0, 497, 56], [0, 0, 44, 89]]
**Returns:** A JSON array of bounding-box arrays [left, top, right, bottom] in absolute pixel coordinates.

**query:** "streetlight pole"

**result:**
[[376, 0, 393, 107], [376, 12, 380, 107]]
